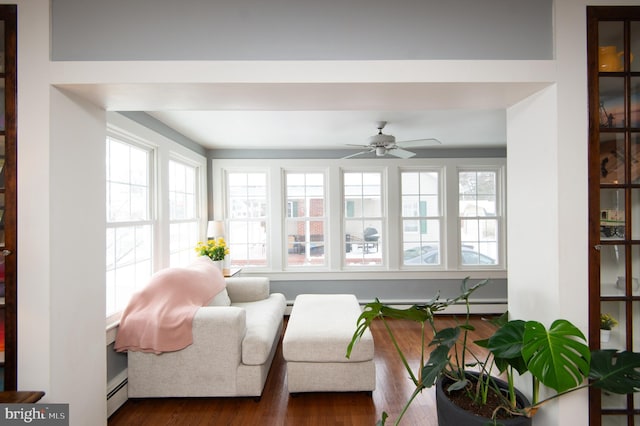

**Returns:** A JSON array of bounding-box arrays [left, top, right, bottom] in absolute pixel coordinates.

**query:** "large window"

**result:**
[[401, 170, 442, 265], [106, 114, 207, 323], [458, 169, 500, 266], [285, 171, 326, 267], [343, 171, 383, 266], [226, 172, 268, 267], [213, 158, 505, 273], [169, 159, 199, 267], [106, 136, 153, 318]]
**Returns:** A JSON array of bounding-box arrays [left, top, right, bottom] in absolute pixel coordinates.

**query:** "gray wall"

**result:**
[[51, 0, 553, 61], [271, 277, 507, 307]]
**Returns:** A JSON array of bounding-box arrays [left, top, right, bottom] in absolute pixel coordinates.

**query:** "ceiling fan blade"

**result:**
[[342, 149, 373, 159], [396, 138, 442, 148], [388, 148, 416, 159]]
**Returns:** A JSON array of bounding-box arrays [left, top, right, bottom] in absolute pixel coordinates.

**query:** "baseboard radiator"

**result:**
[[107, 369, 128, 417]]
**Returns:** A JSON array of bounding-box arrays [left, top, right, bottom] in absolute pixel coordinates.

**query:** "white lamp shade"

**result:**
[[207, 220, 226, 239]]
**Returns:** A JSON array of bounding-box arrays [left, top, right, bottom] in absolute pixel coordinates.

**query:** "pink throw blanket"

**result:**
[[115, 257, 225, 354]]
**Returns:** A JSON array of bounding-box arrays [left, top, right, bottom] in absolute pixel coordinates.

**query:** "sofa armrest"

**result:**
[[127, 306, 247, 397], [225, 277, 270, 303]]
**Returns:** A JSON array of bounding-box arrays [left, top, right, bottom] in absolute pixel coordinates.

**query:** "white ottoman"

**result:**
[[282, 294, 375, 393]]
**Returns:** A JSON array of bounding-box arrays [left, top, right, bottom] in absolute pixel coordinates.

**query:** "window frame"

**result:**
[[456, 165, 505, 270], [283, 168, 329, 270], [223, 168, 271, 270], [168, 155, 203, 267], [341, 167, 387, 269], [211, 158, 506, 276], [399, 167, 445, 269], [105, 130, 156, 322], [106, 113, 208, 325]]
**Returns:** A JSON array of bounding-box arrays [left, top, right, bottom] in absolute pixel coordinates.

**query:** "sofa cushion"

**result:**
[[208, 288, 231, 306], [233, 293, 286, 365]]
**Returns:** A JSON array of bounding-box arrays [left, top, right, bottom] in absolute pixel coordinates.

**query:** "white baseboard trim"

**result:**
[[285, 300, 507, 316], [107, 369, 128, 418]]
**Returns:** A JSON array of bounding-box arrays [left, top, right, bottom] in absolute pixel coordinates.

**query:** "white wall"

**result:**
[[16, 0, 51, 394], [49, 88, 107, 425], [18, 2, 108, 425]]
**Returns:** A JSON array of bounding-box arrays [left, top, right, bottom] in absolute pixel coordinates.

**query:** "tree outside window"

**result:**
[[105, 136, 153, 318]]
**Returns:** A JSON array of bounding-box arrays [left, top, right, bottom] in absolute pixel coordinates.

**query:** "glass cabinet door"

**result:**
[[0, 5, 16, 392], [589, 7, 640, 425]]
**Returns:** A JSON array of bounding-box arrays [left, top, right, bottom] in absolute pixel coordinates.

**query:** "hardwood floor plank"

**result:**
[[108, 315, 493, 426]]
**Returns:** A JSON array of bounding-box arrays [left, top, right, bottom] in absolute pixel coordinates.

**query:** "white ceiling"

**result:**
[[61, 81, 550, 151], [148, 109, 507, 150]]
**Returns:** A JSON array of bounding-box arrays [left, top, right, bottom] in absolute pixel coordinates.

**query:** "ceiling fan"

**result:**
[[343, 121, 441, 159]]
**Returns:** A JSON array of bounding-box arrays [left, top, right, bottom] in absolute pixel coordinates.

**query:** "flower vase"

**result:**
[[223, 255, 231, 277], [212, 260, 224, 272], [600, 329, 611, 343]]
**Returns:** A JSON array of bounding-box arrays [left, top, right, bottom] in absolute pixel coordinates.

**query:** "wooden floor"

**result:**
[[108, 315, 495, 426]]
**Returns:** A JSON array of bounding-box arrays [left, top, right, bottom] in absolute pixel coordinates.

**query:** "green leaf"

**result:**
[[522, 319, 591, 393], [589, 350, 640, 394], [420, 345, 451, 388], [487, 311, 510, 328], [376, 412, 388, 426], [486, 320, 528, 375], [447, 378, 469, 392], [346, 299, 383, 358], [429, 326, 460, 348]]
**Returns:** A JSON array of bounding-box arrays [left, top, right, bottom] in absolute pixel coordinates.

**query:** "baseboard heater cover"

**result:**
[[107, 370, 128, 417]]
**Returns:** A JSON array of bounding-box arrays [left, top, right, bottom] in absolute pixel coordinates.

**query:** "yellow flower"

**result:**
[[600, 313, 618, 330], [195, 237, 229, 261]]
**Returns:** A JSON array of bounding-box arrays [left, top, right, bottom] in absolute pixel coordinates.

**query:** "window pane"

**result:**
[[345, 219, 382, 266], [285, 171, 326, 267], [401, 170, 441, 266], [106, 136, 153, 317], [458, 170, 499, 266], [344, 172, 383, 266], [227, 172, 268, 268]]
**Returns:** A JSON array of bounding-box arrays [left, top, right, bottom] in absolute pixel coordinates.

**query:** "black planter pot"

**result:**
[[436, 372, 532, 426]]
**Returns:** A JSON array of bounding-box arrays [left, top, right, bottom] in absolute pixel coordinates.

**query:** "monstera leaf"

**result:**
[[481, 319, 528, 375], [589, 350, 640, 394], [522, 319, 591, 393]]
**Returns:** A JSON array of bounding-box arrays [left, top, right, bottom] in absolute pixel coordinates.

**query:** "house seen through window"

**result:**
[[285, 171, 326, 267], [401, 170, 442, 266], [226, 171, 268, 268], [343, 171, 383, 266]]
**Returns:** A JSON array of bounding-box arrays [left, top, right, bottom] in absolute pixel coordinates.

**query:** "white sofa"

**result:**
[[126, 276, 286, 398]]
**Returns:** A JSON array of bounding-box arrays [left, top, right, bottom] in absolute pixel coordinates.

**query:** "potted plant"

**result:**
[[347, 278, 640, 426], [599, 313, 618, 343], [195, 237, 230, 269]]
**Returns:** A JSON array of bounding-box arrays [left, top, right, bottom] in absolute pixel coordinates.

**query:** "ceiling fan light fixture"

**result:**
[[342, 121, 442, 159]]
